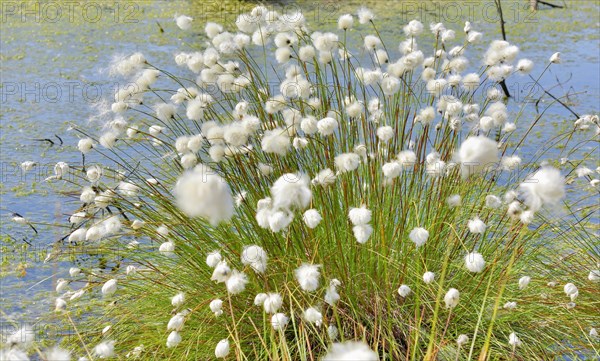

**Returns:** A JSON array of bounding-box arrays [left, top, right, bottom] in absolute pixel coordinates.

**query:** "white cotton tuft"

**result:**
[[328, 325, 339, 340], [303, 307, 323, 326], [396, 151, 416, 169], [576, 167, 593, 178], [56, 279, 69, 294], [55, 297, 67, 312], [271, 313, 289, 331], [457, 136, 499, 178], [225, 270, 248, 294], [382, 162, 402, 179], [381, 76, 401, 96], [3, 349, 30, 360], [467, 217, 486, 234], [254, 293, 268, 306], [295, 263, 321, 292], [317, 117, 338, 136], [415, 107, 435, 125], [263, 293, 283, 314], [94, 340, 116, 358], [186, 99, 205, 121], [261, 128, 290, 156], [43, 347, 71, 361], [98, 131, 117, 149], [564, 283, 578, 298], [20, 161, 36, 172], [462, 73, 480, 92], [447, 194, 461, 207], [271, 173, 312, 210], [299, 45, 316, 61], [335, 153, 361, 173], [313, 168, 336, 186], [353, 224, 373, 244], [409, 227, 429, 247], [173, 164, 234, 226], [68, 228, 86, 244], [171, 293, 185, 307], [485, 195, 502, 209], [501, 156, 521, 171], [211, 261, 231, 283], [338, 14, 354, 30], [78, 138, 94, 154], [325, 279, 341, 305], [206, 251, 222, 268], [465, 252, 486, 273], [241, 245, 268, 273], [363, 35, 382, 51], [293, 137, 309, 149], [404, 19, 424, 36], [357, 7, 374, 24], [210, 299, 223, 316], [376, 126, 394, 143], [520, 210, 535, 224], [322, 341, 378, 361], [267, 210, 294, 232], [423, 271, 435, 284], [275, 47, 292, 64], [7, 325, 35, 348], [397, 284, 411, 297], [215, 339, 230, 358], [101, 279, 117, 296], [159, 241, 175, 256], [426, 78, 448, 97], [166, 331, 181, 348], [301, 116, 318, 135], [175, 15, 193, 30], [167, 313, 185, 331], [517, 59, 534, 74], [518, 276, 531, 290], [348, 206, 372, 226], [69, 267, 81, 277], [444, 288, 460, 309], [508, 332, 521, 347], [303, 209, 322, 229], [205, 22, 223, 38], [519, 166, 565, 212], [345, 101, 364, 117], [468, 31, 483, 43], [51, 161, 69, 180]]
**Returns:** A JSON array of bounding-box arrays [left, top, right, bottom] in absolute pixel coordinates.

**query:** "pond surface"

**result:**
[[1, 0, 598, 341]]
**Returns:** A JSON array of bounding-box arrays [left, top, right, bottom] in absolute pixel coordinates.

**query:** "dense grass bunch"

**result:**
[[6, 5, 600, 361]]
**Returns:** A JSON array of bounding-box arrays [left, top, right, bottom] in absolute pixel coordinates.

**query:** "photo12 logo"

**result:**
[[0, 321, 77, 344], [1, 1, 140, 24]]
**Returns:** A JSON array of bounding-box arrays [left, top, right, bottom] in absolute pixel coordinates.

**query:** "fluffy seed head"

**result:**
[[465, 252, 486, 273], [295, 263, 321, 292], [409, 227, 429, 247], [174, 164, 234, 226], [444, 288, 460, 308], [323, 341, 378, 361], [398, 284, 411, 297], [271, 313, 289, 331], [263, 293, 283, 314]]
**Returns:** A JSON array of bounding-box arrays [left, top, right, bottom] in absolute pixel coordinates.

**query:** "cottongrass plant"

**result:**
[[6, 5, 600, 361]]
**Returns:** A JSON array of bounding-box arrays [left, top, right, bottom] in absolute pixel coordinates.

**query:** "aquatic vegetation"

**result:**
[[4, 5, 600, 360]]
